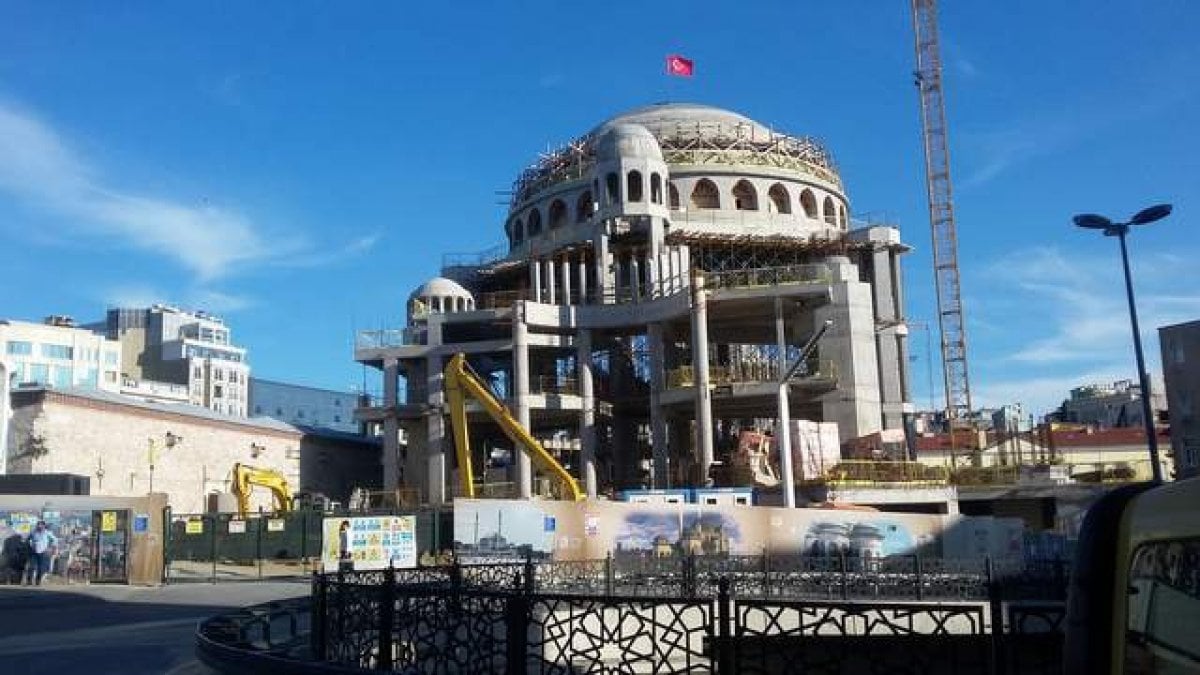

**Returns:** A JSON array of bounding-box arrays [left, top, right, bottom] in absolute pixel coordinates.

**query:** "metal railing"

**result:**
[[667, 358, 837, 388], [703, 263, 831, 290], [354, 329, 423, 350], [819, 460, 951, 487], [304, 555, 1069, 673]]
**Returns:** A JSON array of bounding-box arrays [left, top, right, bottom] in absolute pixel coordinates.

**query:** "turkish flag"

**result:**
[[666, 54, 694, 77]]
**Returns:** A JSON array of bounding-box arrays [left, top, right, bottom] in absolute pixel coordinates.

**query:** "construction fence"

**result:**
[[163, 507, 453, 583]]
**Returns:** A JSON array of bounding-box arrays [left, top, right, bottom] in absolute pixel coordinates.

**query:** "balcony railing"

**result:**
[[667, 359, 837, 389], [704, 263, 831, 290], [818, 461, 950, 487], [355, 328, 424, 350]]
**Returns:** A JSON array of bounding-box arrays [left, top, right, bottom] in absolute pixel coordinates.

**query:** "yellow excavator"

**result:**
[[444, 353, 584, 501], [231, 462, 294, 517]]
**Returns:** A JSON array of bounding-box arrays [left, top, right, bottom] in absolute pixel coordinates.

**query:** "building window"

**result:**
[[1125, 538, 1200, 665], [650, 173, 663, 204], [512, 218, 524, 245], [214, 385, 224, 398], [527, 208, 542, 236], [669, 183, 680, 210], [105, 350, 117, 366], [41, 344, 73, 360], [690, 179, 720, 209], [732, 180, 758, 211], [822, 196, 837, 225], [104, 371, 117, 383], [26, 363, 49, 383], [193, 366, 203, 379], [548, 199, 568, 229], [800, 189, 818, 218], [334, 398, 342, 407], [605, 173, 620, 205], [214, 369, 224, 381], [334, 415, 342, 423], [275, 407, 283, 416], [768, 183, 791, 214], [6, 340, 32, 356], [297, 410, 305, 419], [576, 191, 593, 222], [254, 405, 262, 415], [51, 365, 72, 387], [627, 170, 644, 202]]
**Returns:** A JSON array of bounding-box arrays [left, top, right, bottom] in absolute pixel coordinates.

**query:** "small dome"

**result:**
[[409, 277, 472, 300], [595, 123, 662, 162]]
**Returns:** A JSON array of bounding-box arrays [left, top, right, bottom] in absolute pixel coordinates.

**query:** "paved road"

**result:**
[[0, 581, 308, 675]]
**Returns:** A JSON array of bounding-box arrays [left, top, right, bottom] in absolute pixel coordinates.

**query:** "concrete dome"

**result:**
[[592, 103, 776, 143], [594, 123, 662, 162], [409, 277, 471, 300]]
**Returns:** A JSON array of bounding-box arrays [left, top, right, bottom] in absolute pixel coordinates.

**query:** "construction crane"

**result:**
[[443, 353, 584, 501], [911, 0, 974, 429]]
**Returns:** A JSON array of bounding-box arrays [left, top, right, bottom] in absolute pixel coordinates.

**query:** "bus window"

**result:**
[[1124, 538, 1200, 673]]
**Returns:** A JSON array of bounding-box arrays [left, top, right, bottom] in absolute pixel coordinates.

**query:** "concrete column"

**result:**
[[426, 355, 446, 505], [774, 297, 796, 507], [690, 275, 714, 485], [630, 256, 641, 302], [872, 249, 904, 430], [531, 259, 542, 303], [561, 257, 572, 305], [648, 323, 668, 486], [513, 305, 533, 498], [595, 234, 611, 303], [382, 358, 400, 490], [577, 252, 589, 304], [546, 258, 557, 305], [577, 330, 597, 497]]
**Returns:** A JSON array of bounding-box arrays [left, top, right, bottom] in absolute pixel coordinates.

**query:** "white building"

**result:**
[[96, 306, 250, 417], [1, 316, 123, 392], [249, 377, 363, 434]]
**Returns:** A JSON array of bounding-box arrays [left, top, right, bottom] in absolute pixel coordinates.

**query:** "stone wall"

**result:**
[[7, 390, 301, 514]]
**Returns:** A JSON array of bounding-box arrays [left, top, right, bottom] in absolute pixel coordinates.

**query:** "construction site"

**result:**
[[354, 101, 913, 509]]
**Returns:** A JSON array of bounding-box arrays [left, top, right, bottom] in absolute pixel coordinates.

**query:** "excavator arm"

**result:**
[[232, 463, 294, 516], [444, 353, 583, 501]]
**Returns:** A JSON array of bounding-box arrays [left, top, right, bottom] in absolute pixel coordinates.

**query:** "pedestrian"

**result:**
[[25, 521, 57, 586], [1, 533, 30, 584]]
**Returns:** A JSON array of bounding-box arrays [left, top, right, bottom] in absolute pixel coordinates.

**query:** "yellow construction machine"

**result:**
[[231, 462, 294, 517], [444, 353, 584, 501]]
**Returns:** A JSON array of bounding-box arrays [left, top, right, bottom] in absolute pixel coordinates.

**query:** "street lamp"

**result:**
[[147, 431, 184, 493], [777, 319, 834, 507], [1073, 203, 1172, 483]]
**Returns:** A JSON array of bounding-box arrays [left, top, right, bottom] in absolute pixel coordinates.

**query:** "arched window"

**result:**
[[605, 173, 620, 205], [822, 196, 836, 225], [627, 170, 644, 202], [528, 208, 542, 236], [800, 189, 818, 218], [513, 218, 525, 244], [838, 205, 848, 228], [576, 191, 593, 223], [732, 180, 758, 211], [690, 179, 720, 209], [768, 183, 791, 214], [650, 173, 663, 204], [669, 183, 680, 210], [549, 199, 568, 229]]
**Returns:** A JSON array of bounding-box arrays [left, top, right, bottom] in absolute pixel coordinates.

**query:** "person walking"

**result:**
[[25, 521, 57, 586]]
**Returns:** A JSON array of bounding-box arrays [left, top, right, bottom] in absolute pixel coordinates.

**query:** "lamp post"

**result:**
[[1073, 203, 1172, 483], [777, 319, 834, 507], [147, 431, 183, 493]]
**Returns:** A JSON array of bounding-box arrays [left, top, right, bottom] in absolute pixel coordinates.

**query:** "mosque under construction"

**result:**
[[355, 103, 913, 505]]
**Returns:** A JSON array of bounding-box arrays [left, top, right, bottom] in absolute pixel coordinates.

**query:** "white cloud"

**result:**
[[0, 99, 371, 283], [101, 284, 253, 315], [972, 245, 1200, 414]]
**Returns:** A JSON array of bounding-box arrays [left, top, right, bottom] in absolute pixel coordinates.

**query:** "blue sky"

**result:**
[[1, 2, 1197, 417]]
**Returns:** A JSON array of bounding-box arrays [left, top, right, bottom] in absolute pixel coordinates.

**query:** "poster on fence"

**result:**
[[321, 516, 417, 571]]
